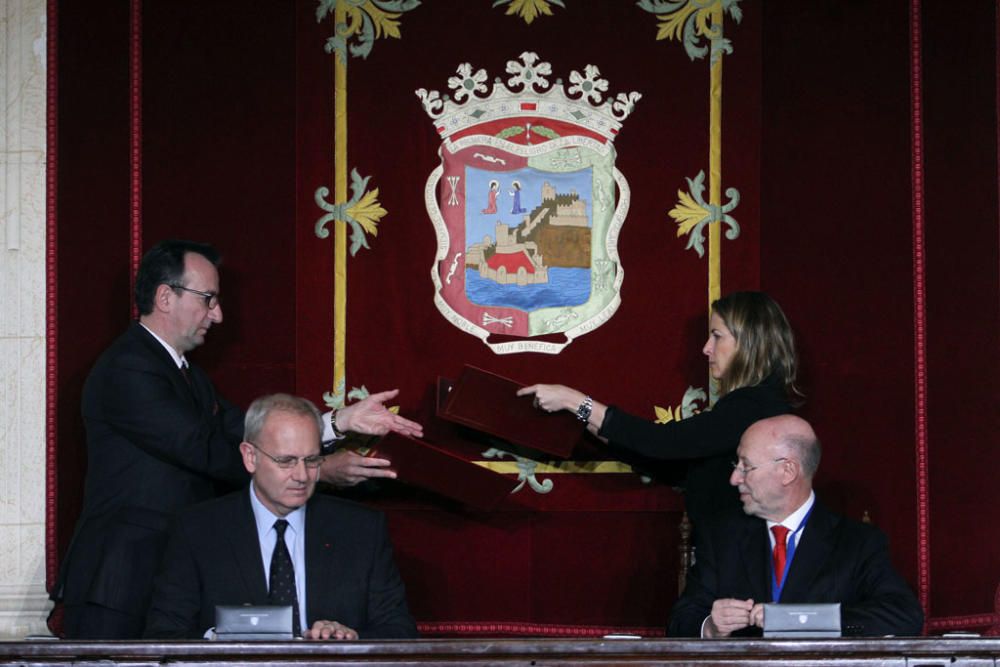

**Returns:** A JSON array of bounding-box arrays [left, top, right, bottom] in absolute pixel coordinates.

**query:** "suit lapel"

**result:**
[[186, 362, 216, 413], [304, 498, 343, 627], [781, 501, 837, 602], [225, 490, 270, 604], [130, 322, 199, 407], [738, 516, 772, 602]]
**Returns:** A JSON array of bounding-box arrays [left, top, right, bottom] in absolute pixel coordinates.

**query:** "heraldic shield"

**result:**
[[418, 53, 641, 354]]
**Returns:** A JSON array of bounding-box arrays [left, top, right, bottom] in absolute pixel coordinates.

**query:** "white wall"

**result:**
[[0, 0, 54, 638]]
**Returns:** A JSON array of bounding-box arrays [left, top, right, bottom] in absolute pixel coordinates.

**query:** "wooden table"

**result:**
[[1, 637, 998, 666]]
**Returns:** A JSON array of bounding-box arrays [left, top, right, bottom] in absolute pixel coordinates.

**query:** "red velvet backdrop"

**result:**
[[291, 0, 760, 630], [761, 0, 920, 586], [50, 0, 999, 633], [760, 0, 1000, 628], [921, 0, 1000, 620]]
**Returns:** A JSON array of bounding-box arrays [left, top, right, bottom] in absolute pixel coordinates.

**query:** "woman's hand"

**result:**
[[516, 384, 585, 413], [517, 384, 610, 437]]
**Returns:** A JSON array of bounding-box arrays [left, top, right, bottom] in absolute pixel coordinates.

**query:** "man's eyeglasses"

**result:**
[[731, 457, 788, 477], [249, 442, 325, 469], [169, 284, 220, 309]]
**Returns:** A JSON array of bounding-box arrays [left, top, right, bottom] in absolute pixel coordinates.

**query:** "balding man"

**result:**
[[669, 415, 923, 638]]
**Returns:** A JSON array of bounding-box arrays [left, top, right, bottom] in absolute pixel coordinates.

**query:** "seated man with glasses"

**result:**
[[669, 414, 923, 638], [145, 393, 417, 640], [54, 239, 422, 639]]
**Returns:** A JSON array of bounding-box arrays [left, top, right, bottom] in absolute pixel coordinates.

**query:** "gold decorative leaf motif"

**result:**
[[347, 187, 386, 236], [363, 2, 403, 39], [655, 4, 698, 41], [669, 189, 708, 237], [340, 2, 403, 40], [654, 405, 674, 424], [504, 0, 555, 25]]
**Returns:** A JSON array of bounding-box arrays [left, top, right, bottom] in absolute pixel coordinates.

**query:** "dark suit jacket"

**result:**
[[55, 322, 248, 618], [599, 375, 791, 528], [143, 490, 417, 640], [669, 500, 924, 637]]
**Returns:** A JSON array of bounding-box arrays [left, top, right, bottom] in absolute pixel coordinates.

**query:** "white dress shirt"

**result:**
[[140, 322, 187, 369], [766, 490, 816, 552], [699, 491, 817, 637]]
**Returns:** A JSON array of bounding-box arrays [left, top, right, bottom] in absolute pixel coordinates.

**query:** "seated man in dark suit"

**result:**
[[669, 414, 923, 638], [144, 393, 417, 640]]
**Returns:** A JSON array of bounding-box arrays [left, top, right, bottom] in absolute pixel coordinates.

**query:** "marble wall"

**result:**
[[0, 0, 53, 638]]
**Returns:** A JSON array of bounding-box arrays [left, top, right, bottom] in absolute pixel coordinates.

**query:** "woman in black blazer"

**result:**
[[518, 291, 803, 527]]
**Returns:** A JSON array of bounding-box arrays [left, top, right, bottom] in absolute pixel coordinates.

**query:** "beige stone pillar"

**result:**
[[0, 0, 54, 638]]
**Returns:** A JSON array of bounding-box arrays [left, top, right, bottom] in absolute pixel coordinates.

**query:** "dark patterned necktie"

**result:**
[[268, 519, 301, 636]]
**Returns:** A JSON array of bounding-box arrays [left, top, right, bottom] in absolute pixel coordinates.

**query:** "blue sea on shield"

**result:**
[[466, 267, 590, 310], [464, 165, 593, 312]]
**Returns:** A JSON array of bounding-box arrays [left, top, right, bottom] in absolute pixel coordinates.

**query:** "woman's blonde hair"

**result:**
[[712, 291, 802, 401]]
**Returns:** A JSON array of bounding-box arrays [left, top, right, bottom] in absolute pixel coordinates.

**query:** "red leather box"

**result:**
[[360, 430, 519, 511], [437, 365, 584, 459]]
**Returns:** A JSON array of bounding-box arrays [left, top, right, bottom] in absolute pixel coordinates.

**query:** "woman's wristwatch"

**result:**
[[575, 396, 593, 423]]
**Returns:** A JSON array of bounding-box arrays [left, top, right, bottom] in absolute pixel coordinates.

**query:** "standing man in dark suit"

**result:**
[[144, 393, 417, 640], [669, 414, 923, 637], [54, 240, 422, 639]]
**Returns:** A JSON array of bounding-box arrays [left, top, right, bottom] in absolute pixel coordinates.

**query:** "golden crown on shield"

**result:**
[[415, 52, 641, 142]]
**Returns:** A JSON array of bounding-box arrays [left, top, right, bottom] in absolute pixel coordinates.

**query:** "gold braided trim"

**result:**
[[472, 460, 636, 474]]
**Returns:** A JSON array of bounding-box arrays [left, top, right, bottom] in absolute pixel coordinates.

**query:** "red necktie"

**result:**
[[771, 525, 790, 586]]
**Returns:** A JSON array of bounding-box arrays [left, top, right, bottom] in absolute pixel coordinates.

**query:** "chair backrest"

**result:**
[[677, 512, 693, 595], [985, 583, 1000, 636]]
